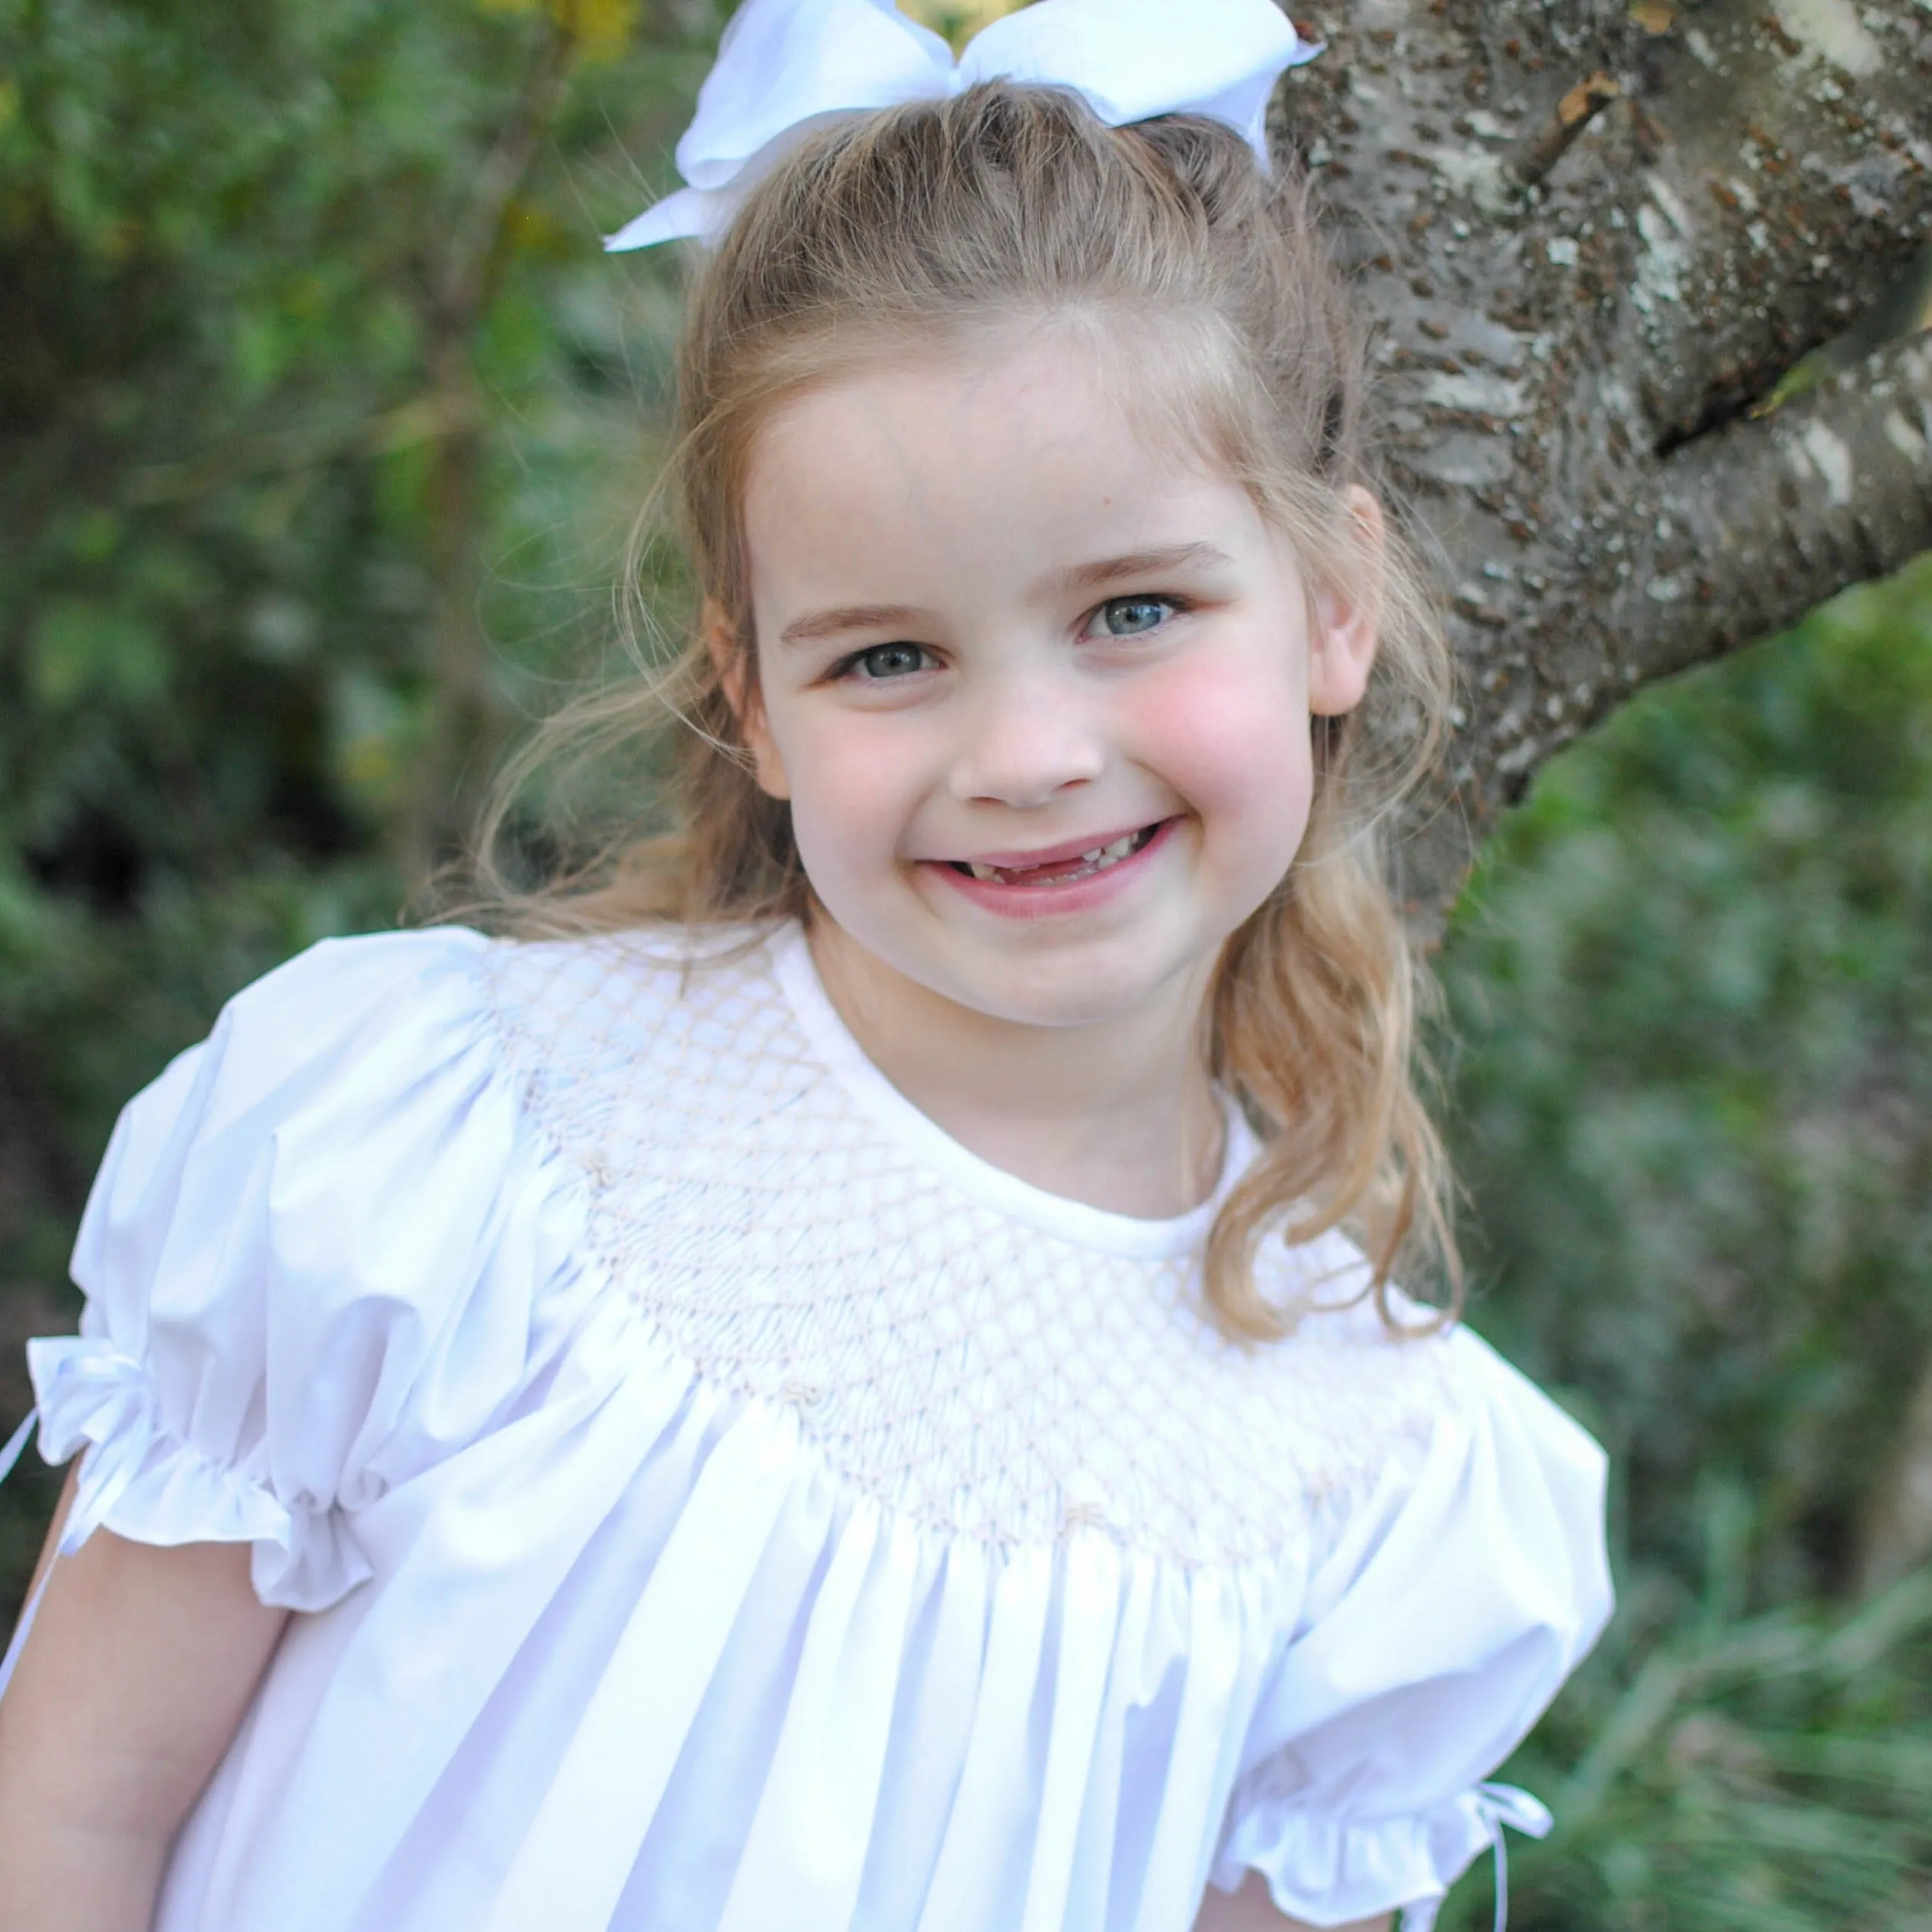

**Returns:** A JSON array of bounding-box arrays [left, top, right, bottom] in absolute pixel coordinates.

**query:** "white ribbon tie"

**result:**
[[1395, 1783, 1552, 1932], [0, 1341, 178, 1701], [1476, 1780, 1553, 1932]]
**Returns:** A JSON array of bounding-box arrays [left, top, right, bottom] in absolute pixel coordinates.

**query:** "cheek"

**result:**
[[774, 713, 928, 880], [1127, 656, 1315, 853]]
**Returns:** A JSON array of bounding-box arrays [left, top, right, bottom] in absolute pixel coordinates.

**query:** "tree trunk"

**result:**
[[1267, 0, 1932, 919]]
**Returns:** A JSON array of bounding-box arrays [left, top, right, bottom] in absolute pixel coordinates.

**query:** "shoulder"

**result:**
[[482, 917, 782, 1042], [160, 924, 498, 1101], [168, 917, 778, 1114], [78, 925, 526, 1273], [72, 922, 654, 1354], [53, 924, 631, 1607], [480, 918, 817, 1147], [1258, 1226, 1583, 1424], [89, 926, 493, 1187], [1243, 1230, 1467, 1439], [126, 918, 806, 1206], [1242, 1231, 1609, 1564]]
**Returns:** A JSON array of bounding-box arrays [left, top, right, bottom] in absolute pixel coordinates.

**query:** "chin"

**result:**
[[942, 946, 1190, 1032]]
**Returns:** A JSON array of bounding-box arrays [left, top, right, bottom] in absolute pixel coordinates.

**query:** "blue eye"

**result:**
[[846, 642, 933, 680], [1097, 596, 1174, 638]]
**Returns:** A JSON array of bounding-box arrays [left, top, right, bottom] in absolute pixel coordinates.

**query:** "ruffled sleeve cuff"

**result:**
[[1210, 1781, 1552, 1930], [27, 1333, 372, 1613]]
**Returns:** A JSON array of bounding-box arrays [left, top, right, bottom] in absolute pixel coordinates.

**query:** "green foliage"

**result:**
[[0, 0, 718, 1589], [1435, 555, 1932, 1927], [0, 0, 713, 1219], [1461, 1566, 1932, 1930]]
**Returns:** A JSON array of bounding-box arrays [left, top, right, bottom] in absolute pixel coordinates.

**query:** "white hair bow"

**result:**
[[606, 0, 1321, 252]]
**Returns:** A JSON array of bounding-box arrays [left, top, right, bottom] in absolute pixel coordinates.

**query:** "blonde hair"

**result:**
[[474, 82, 1459, 1338]]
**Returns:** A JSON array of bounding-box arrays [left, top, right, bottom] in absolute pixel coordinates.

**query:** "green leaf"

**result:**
[[27, 596, 169, 710]]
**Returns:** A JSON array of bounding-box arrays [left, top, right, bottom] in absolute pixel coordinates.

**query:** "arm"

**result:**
[[1194, 1872, 1394, 1932], [0, 1465, 289, 1932]]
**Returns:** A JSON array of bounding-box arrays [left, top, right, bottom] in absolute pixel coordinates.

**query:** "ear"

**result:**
[[1306, 485, 1385, 719], [704, 598, 790, 800]]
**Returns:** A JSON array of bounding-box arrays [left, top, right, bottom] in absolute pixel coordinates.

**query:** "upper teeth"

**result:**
[[964, 831, 1145, 882]]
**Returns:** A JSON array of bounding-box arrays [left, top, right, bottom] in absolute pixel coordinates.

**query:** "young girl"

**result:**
[[0, 2, 1611, 1928]]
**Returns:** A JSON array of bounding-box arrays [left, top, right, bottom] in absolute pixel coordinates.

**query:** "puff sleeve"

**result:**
[[15, 928, 587, 1616], [1207, 1329, 1613, 1930]]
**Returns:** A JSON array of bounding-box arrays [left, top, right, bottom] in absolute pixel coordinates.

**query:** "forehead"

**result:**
[[740, 325, 1261, 591]]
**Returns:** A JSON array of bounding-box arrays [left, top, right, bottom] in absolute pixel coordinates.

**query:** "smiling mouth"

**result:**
[[948, 822, 1165, 888]]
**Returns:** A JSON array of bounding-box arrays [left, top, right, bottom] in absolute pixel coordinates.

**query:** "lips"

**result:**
[[945, 822, 1164, 888]]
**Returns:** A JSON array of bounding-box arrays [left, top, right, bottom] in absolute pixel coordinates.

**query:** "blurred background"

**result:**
[[1, 0, 1928, 1924]]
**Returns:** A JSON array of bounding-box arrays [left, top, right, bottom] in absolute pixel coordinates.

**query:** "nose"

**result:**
[[947, 664, 1105, 807]]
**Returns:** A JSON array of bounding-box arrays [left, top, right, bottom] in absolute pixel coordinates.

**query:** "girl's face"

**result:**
[[732, 327, 1379, 1038]]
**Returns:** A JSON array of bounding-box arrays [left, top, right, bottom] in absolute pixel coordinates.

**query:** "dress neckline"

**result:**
[[769, 922, 1255, 1260]]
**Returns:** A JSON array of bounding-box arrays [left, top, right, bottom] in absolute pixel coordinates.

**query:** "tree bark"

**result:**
[[1266, 0, 1932, 918]]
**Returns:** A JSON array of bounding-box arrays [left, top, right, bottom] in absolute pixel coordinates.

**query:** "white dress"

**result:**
[[4, 921, 1611, 1932]]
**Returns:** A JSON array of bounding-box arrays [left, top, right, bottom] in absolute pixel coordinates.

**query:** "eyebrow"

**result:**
[[1049, 541, 1236, 595], [775, 542, 1236, 649], [778, 601, 931, 649]]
